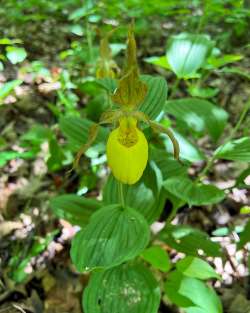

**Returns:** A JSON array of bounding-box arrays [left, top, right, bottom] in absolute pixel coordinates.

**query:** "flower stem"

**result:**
[[118, 181, 125, 207]]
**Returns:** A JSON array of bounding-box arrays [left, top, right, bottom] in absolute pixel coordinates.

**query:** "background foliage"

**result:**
[[0, 1, 250, 313]]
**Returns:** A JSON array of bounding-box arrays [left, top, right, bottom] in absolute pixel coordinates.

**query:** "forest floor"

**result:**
[[0, 13, 250, 313]]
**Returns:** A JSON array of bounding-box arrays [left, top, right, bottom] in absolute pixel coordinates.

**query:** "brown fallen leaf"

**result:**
[[0, 221, 23, 237]]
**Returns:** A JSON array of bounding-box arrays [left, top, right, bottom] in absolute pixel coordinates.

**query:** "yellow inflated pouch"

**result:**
[[106, 116, 148, 185]]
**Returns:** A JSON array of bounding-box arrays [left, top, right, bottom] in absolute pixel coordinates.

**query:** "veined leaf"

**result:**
[[165, 98, 228, 141], [238, 219, 250, 249], [206, 54, 243, 69], [176, 256, 220, 280], [158, 224, 222, 257], [103, 161, 165, 223], [70, 204, 150, 271], [164, 271, 195, 308], [165, 271, 222, 313], [50, 194, 101, 226], [161, 130, 205, 162], [187, 86, 219, 99], [141, 246, 171, 272], [59, 116, 108, 151], [166, 33, 213, 79], [95, 75, 167, 120], [139, 75, 168, 119], [144, 56, 171, 70], [164, 177, 225, 206], [150, 147, 188, 179], [83, 262, 161, 313], [214, 137, 250, 162], [95, 77, 117, 93]]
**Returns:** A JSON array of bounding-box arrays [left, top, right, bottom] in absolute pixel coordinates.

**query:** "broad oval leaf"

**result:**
[[50, 194, 101, 226], [166, 33, 213, 78], [164, 271, 194, 308], [95, 77, 117, 93], [161, 130, 205, 162], [59, 116, 108, 151], [95, 75, 167, 120], [165, 271, 222, 313], [187, 86, 219, 99], [158, 224, 222, 257], [139, 75, 168, 120], [176, 256, 220, 280], [70, 204, 150, 271], [141, 246, 171, 272], [6, 47, 27, 64], [83, 262, 161, 313], [164, 177, 225, 206], [214, 137, 250, 162], [238, 219, 250, 249], [165, 98, 228, 141], [206, 53, 243, 69], [144, 55, 171, 70], [151, 147, 188, 179], [103, 162, 165, 223]]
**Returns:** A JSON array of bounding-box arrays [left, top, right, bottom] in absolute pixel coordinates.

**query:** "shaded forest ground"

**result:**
[[0, 3, 250, 313]]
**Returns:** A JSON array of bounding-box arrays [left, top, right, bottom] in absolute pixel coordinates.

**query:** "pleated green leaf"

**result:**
[[94, 75, 167, 120], [95, 77, 117, 93], [206, 53, 243, 69], [50, 194, 101, 226], [70, 204, 150, 272], [139, 75, 168, 119], [238, 219, 250, 249], [158, 224, 222, 257], [59, 116, 108, 151], [176, 256, 220, 280], [214, 137, 250, 162], [144, 55, 171, 70], [141, 246, 171, 272], [187, 85, 219, 99], [165, 271, 222, 313], [83, 262, 161, 313], [151, 148, 189, 179], [166, 33, 213, 78], [164, 177, 225, 206], [164, 271, 194, 308], [162, 130, 205, 162], [103, 162, 165, 223], [165, 98, 228, 141]]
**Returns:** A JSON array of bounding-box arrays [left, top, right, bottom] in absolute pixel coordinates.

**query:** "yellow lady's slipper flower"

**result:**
[[106, 116, 148, 185], [73, 27, 180, 185]]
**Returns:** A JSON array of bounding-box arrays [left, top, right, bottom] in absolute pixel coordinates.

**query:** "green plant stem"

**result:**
[[86, 22, 93, 62], [197, 99, 250, 181], [228, 100, 250, 141], [169, 78, 180, 99], [165, 205, 179, 225], [118, 181, 125, 207], [196, 0, 207, 34], [106, 90, 112, 109]]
